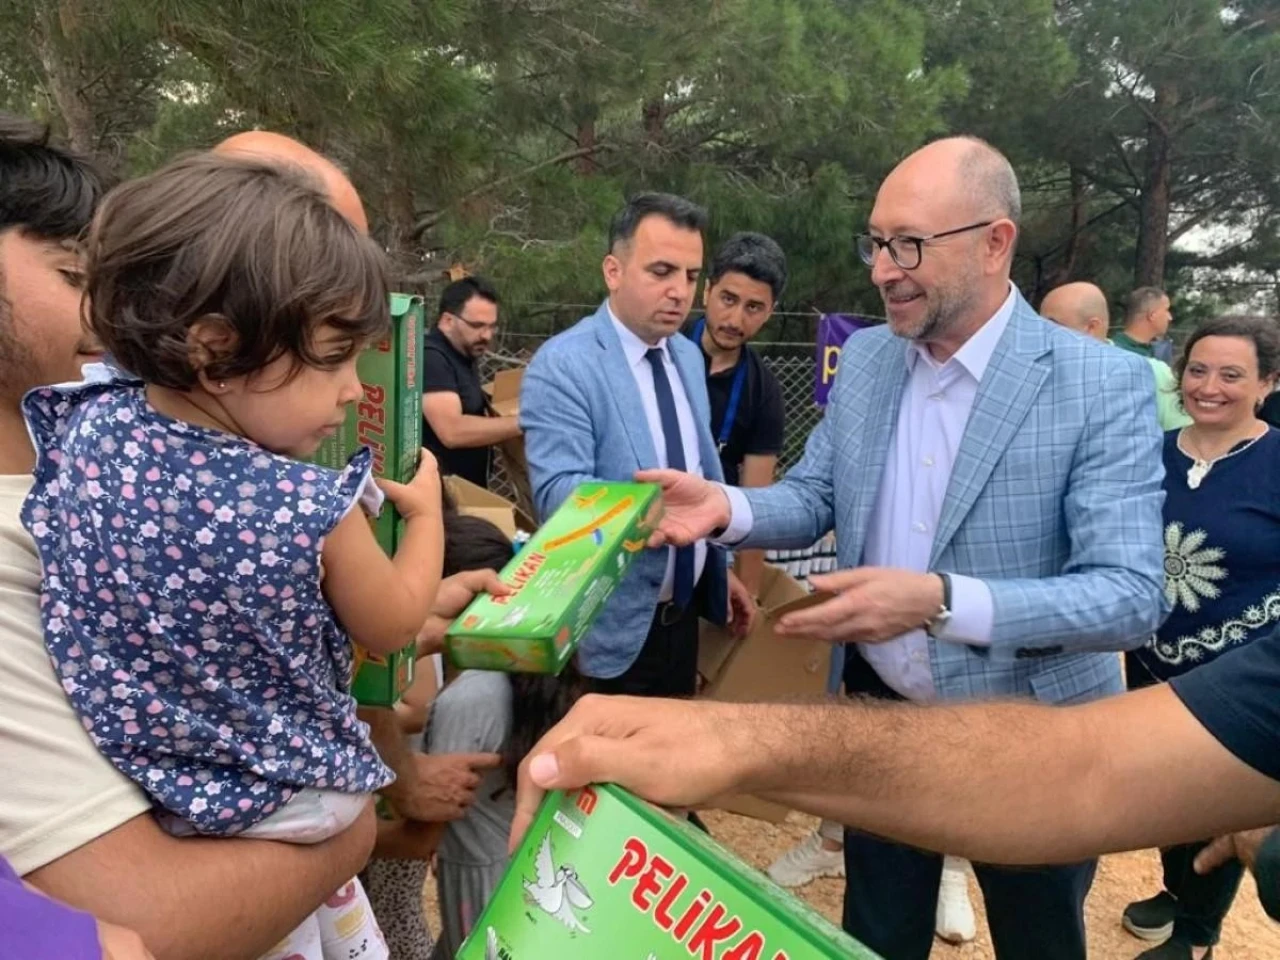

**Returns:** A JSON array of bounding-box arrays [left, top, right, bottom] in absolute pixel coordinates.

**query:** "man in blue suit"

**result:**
[[519, 193, 755, 699], [625, 138, 1169, 959]]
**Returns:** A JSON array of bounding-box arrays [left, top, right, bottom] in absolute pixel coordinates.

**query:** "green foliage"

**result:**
[[2, 0, 1278, 328]]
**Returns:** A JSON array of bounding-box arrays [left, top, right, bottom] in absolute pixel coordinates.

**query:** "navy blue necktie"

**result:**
[[645, 347, 695, 610]]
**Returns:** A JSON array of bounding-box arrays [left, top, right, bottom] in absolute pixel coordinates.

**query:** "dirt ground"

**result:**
[[423, 810, 1280, 958]]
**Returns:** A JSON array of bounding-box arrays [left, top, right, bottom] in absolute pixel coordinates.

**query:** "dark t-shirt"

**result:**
[[422, 327, 491, 487], [688, 325, 785, 486], [1170, 622, 1280, 783]]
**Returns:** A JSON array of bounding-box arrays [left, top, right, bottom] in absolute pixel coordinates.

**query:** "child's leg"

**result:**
[[318, 877, 389, 960], [258, 912, 323, 960]]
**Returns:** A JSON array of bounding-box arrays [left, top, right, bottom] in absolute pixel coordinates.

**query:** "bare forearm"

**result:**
[[363, 706, 411, 789], [379, 513, 444, 650], [28, 811, 375, 960], [734, 688, 1280, 865], [435, 413, 520, 448]]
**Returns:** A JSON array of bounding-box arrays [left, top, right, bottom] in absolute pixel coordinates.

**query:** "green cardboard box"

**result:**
[[458, 783, 879, 959], [313, 293, 424, 706], [445, 482, 662, 674]]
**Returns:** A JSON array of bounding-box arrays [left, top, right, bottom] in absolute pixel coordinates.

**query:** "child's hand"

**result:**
[[378, 448, 441, 520]]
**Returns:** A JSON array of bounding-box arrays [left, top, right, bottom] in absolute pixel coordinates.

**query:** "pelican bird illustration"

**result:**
[[523, 834, 594, 933], [484, 926, 501, 960]]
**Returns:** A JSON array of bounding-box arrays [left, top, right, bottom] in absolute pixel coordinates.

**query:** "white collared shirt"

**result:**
[[608, 307, 707, 601], [723, 284, 1016, 699]]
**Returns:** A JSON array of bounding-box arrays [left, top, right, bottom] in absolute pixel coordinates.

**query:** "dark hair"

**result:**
[[0, 113, 108, 241], [1126, 286, 1167, 323], [502, 665, 587, 791], [607, 192, 707, 253], [442, 512, 516, 578], [708, 232, 788, 301], [1175, 315, 1280, 384], [85, 152, 389, 390], [438, 276, 499, 321]]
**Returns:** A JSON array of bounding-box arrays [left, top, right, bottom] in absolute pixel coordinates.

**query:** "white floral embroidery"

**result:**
[[1163, 522, 1227, 613], [1151, 589, 1280, 667]]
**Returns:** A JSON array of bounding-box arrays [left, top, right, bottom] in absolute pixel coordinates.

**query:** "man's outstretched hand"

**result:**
[[509, 695, 758, 851], [635, 469, 733, 547]]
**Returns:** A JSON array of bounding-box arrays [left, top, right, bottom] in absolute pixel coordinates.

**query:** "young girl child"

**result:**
[[21, 153, 443, 960], [424, 512, 587, 959]]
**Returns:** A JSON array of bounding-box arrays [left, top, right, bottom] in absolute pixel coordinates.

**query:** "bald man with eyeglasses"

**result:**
[[628, 135, 1169, 960]]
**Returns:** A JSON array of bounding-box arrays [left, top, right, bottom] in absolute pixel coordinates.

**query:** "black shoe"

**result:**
[[1135, 938, 1213, 959], [1123, 890, 1178, 941]]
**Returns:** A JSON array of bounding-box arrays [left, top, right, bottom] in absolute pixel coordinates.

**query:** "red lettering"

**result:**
[[673, 889, 712, 941], [575, 787, 598, 816], [357, 398, 386, 426], [364, 384, 386, 404], [772, 953, 790, 960], [654, 873, 688, 931], [631, 854, 674, 912], [491, 553, 546, 606], [723, 932, 765, 960], [686, 904, 742, 960], [608, 837, 649, 886], [406, 315, 418, 389]]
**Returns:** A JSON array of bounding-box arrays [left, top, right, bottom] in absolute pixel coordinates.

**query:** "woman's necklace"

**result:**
[[1178, 423, 1268, 489]]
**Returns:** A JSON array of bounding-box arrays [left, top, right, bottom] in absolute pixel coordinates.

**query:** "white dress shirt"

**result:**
[[609, 307, 707, 601], [723, 284, 1016, 699]]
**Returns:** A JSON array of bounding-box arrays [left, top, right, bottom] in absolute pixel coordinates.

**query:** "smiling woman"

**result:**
[[1122, 315, 1280, 957]]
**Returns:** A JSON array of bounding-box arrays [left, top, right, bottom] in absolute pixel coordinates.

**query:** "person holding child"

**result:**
[[20, 153, 444, 959]]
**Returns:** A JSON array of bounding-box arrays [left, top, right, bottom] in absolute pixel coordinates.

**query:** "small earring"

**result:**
[[217, 381, 227, 391]]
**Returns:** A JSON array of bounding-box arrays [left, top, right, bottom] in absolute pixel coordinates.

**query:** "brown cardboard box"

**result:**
[[444, 475, 535, 540], [483, 369, 535, 519], [483, 367, 522, 417], [698, 563, 835, 822]]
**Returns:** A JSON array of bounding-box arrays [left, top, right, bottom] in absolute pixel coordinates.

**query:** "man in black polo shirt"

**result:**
[[421, 276, 521, 487], [688, 232, 786, 596]]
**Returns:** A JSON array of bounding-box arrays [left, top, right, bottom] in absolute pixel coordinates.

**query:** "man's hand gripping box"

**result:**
[[458, 783, 880, 959], [313, 293, 424, 706], [444, 482, 662, 674]]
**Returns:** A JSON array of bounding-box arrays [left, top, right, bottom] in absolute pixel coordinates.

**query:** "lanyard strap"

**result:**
[[689, 318, 748, 447]]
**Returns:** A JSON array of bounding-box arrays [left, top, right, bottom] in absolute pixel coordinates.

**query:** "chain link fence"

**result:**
[[479, 331, 823, 504]]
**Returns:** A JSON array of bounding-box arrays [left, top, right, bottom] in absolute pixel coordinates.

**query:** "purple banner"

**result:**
[[816, 314, 874, 406]]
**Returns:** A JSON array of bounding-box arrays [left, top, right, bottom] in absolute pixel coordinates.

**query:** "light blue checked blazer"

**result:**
[[520, 303, 729, 679], [740, 292, 1169, 704]]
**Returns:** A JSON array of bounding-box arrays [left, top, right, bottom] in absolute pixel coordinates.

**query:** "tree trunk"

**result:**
[[642, 97, 665, 147], [575, 119, 597, 175], [1135, 83, 1176, 288], [1043, 165, 1089, 294], [35, 0, 96, 155]]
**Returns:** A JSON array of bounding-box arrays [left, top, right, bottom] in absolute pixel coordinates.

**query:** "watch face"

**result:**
[[926, 610, 952, 638]]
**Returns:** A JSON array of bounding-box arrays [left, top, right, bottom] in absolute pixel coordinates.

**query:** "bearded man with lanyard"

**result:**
[[687, 232, 787, 597]]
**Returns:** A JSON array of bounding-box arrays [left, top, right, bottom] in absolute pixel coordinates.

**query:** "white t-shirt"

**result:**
[[0, 474, 148, 874]]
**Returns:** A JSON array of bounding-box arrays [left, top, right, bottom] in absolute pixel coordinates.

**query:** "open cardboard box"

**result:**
[[444, 475, 536, 541], [698, 563, 835, 823], [483, 368, 535, 519]]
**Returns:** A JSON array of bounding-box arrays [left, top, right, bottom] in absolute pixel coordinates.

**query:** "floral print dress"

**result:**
[[21, 379, 393, 835]]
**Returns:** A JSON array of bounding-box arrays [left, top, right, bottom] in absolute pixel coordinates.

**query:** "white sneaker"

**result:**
[[935, 857, 977, 944], [766, 833, 845, 888]]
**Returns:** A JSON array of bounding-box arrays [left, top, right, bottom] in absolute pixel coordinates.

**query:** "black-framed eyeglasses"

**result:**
[[855, 220, 994, 270], [451, 312, 499, 334]]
